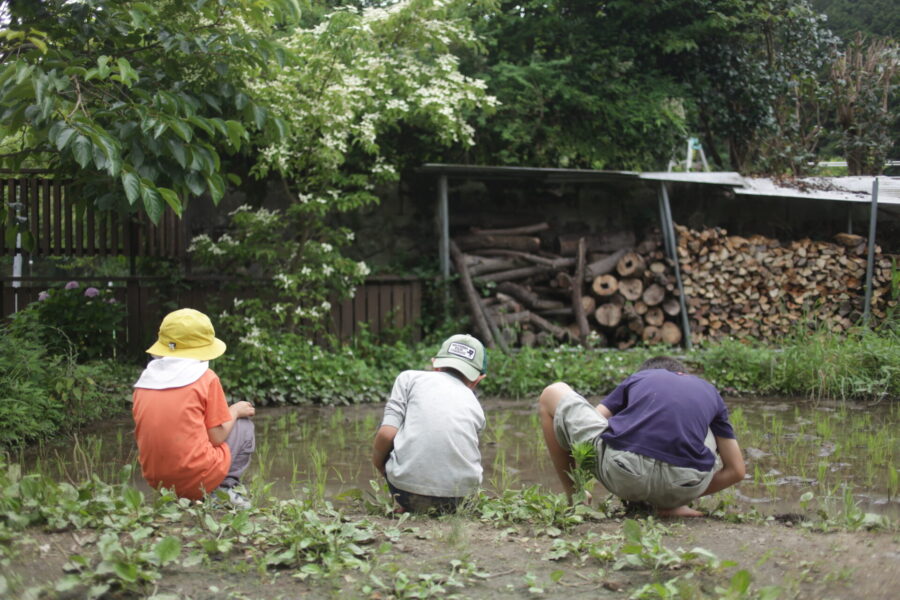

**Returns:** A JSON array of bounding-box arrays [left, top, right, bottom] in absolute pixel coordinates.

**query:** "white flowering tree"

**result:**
[[190, 0, 496, 340]]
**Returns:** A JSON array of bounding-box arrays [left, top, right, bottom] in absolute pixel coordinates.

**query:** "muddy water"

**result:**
[[22, 396, 899, 518]]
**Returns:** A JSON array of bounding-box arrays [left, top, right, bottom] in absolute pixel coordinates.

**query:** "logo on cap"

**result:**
[[447, 342, 476, 360]]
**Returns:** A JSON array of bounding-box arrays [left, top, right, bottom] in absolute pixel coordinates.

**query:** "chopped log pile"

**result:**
[[677, 226, 898, 341], [451, 223, 685, 350], [451, 221, 897, 350]]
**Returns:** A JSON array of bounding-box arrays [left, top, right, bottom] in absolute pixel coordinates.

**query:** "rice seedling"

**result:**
[[309, 446, 329, 504]]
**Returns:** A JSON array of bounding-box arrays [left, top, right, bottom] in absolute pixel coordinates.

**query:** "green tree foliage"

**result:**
[[674, 0, 838, 174], [829, 34, 898, 175], [251, 0, 496, 204], [0, 0, 299, 236], [190, 0, 496, 340], [465, 0, 848, 175], [811, 0, 899, 41], [464, 0, 690, 170]]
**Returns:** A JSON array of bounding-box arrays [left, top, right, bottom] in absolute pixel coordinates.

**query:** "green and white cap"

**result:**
[[433, 334, 487, 382]]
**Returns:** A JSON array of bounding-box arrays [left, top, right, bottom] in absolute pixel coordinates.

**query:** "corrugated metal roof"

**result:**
[[419, 163, 900, 206], [733, 176, 900, 205]]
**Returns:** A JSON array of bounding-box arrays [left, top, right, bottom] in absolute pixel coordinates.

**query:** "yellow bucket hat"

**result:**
[[145, 308, 227, 361]]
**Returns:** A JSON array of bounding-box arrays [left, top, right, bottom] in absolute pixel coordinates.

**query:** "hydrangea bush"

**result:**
[[12, 281, 125, 361]]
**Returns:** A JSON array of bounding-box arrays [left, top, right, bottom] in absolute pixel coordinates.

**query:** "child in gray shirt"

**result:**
[[372, 334, 487, 514]]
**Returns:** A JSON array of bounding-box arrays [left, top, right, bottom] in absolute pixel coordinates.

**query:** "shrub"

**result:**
[[0, 325, 135, 447], [215, 329, 429, 405], [11, 281, 125, 361]]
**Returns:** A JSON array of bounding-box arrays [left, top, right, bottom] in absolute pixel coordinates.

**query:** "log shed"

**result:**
[[419, 163, 900, 349]]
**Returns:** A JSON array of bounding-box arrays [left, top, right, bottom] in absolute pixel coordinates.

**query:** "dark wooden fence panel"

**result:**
[[3, 276, 423, 357], [1, 174, 183, 258]]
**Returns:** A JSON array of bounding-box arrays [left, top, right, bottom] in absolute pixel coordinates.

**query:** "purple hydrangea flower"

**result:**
[[84, 287, 100, 298], [64, 281, 79, 290], [106, 298, 118, 304], [38, 291, 50, 301]]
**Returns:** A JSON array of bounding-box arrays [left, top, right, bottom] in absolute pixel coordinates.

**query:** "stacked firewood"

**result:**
[[450, 223, 685, 350], [451, 222, 897, 350], [677, 226, 898, 341]]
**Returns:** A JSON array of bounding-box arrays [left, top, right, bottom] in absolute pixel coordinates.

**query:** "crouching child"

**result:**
[[133, 308, 256, 508], [372, 334, 487, 514], [539, 356, 745, 517]]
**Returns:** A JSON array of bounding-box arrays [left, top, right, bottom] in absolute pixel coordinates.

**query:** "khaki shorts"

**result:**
[[553, 391, 716, 509]]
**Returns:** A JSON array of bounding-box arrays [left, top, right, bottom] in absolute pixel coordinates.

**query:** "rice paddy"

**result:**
[[17, 396, 899, 520]]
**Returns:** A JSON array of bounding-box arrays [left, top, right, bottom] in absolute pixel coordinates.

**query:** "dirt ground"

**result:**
[[8, 510, 900, 600]]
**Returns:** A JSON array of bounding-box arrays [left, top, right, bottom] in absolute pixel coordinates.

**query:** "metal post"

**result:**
[[658, 183, 693, 349], [862, 178, 879, 325], [438, 174, 450, 306]]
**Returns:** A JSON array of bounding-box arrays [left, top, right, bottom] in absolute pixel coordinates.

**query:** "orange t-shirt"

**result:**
[[132, 369, 233, 500]]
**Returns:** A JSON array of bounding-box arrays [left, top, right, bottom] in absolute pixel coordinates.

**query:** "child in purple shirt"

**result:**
[[538, 356, 745, 517]]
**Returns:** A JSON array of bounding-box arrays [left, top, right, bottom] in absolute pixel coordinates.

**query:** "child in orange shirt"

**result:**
[[133, 308, 256, 507]]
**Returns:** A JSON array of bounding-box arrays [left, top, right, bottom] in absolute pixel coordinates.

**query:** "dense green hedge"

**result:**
[[216, 323, 898, 405], [3, 319, 895, 447]]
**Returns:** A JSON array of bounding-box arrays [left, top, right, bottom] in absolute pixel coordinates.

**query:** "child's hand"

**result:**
[[231, 401, 256, 418]]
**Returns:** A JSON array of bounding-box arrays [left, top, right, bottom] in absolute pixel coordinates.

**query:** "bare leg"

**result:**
[[657, 505, 703, 518], [539, 382, 577, 500]]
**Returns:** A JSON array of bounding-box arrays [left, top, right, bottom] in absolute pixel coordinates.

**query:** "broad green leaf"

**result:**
[[54, 575, 81, 592], [28, 36, 48, 54], [123, 486, 143, 510], [15, 63, 34, 84], [622, 518, 641, 544], [224, 120, 244, 149], [154, 536, 181, 565], [72, 135, 92, 167], [203, 513, 219, 533], [168, 119, 192, 143], [185, 171, 205, 196], [187, 115, 214, 136], [272, 116, 288, 139], [158, 188, 183, 216], [96, 55, 111, 79], [116, 57, 138, 87], [234, 91, 249, 110], [206, 173, 225, 205], [201, 93, 221, 113], [730, 570, 751, 593], [0, 63, 17, 87], [141, 185, 163, 224], [56, 126, 76, 151], [250, 104, 266, 129], [32, 72, 48, 104], [130, 526, 153, 542], [113, 561, 138, 583], [167, 139, 188, 168]]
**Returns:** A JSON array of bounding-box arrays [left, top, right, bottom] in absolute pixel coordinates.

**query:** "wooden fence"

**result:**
[[1, 172, 184, 258], [2, 173, 424, 352], [2, 276, 422, 358]]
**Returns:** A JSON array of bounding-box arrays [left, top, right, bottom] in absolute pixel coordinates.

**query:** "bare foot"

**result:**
[[656, 505, 703, 518]]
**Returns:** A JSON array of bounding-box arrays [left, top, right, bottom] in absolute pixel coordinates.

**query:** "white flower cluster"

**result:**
[[274, 272, 292, 290], [240, 326, 264, 349], [249, 0, 494, 183]]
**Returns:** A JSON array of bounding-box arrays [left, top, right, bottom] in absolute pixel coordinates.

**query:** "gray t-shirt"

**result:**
[[381, 370, 485, 497]]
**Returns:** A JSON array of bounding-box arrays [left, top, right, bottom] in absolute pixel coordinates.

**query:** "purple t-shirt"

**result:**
[[600, 369, 736, 471]]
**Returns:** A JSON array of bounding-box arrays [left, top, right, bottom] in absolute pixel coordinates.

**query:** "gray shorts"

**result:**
[[553, 391, 716, 509]]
